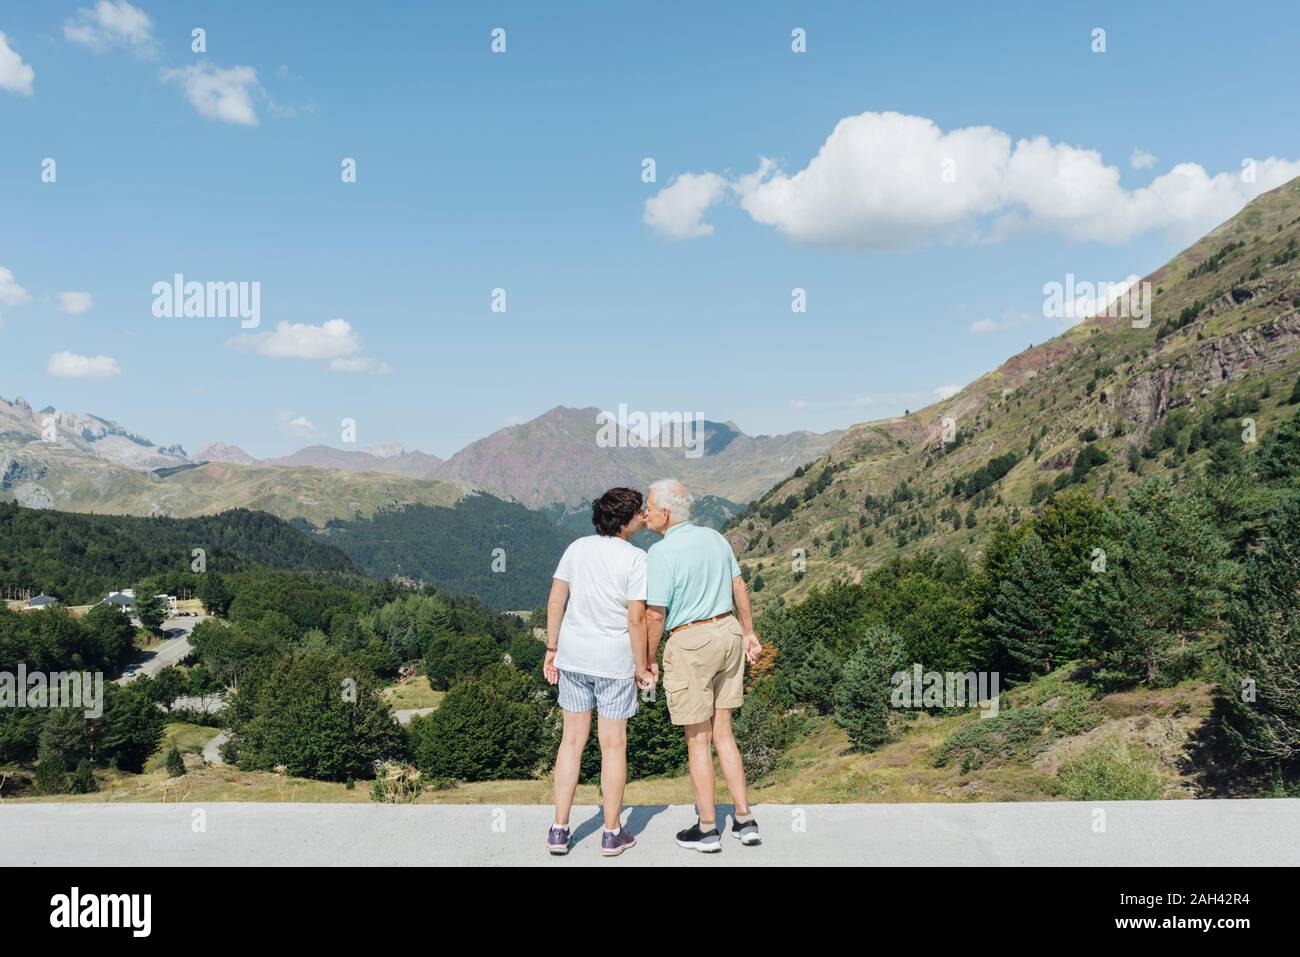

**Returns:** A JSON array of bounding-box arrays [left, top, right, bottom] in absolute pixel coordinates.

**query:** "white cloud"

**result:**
[[0, 267, 31, 305], [0, 32, 35, 95], [646, 111, 1300, 250], [328, 356, 391, 375], [1130, 148, 1158, 170], [970, 319, 998, 334], [229, 319, 361, 360], [934, 384, 962, 400], [162, 63, 262, 126], [64, 1, 155, 57], [58, 292, 94, 315], [642, 172, 728, 239], [48, 351, 121, 379], [286, 415, 314, 435]]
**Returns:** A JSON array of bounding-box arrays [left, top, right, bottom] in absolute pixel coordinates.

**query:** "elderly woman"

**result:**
[[543, 487, 654, 857]]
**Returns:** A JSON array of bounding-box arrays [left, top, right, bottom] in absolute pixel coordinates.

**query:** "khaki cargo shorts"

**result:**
[[662, 615, 745, 725]]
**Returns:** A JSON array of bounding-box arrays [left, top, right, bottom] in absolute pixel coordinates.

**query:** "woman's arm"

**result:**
[[543, 578, 569, 685], [627, 599, 650, 687]]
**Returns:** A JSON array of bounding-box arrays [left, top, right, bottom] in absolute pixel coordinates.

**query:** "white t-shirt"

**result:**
[[552, 535, 646, 679]]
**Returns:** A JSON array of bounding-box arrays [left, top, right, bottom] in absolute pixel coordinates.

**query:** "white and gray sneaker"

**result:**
[[730, 816, 762, 846], [675, 821, 722, 853]]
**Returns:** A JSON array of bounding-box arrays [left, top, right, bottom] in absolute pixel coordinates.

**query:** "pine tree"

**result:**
[[1257, 407, 1300, 487], [1219, 497, 1300, 773], [1075, 481, 1232, 686], [69, 758, 99, 794], [834, 625, 906, 751], [197, 572, 233, 617], [135, 594, 167, 636], [33, 753, 68, 795], [165, 743, 187, 777], [790, 640, 843, 715], [991, 532, 1065, 675]]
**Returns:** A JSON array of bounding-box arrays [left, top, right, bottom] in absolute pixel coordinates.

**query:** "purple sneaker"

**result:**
[[601, 827, 636, 857], [547, 825, 571, 856]]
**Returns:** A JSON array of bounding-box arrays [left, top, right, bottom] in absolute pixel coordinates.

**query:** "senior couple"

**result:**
[[543, 479, 763, 857]]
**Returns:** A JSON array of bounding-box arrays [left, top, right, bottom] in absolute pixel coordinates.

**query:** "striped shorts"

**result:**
[[558, 670, 639, 720]]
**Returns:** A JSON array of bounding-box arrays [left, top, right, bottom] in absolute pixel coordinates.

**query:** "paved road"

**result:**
[[393, 708, 435, 725], [117, 616, 203, 683], [2, 800, 1296, 866]]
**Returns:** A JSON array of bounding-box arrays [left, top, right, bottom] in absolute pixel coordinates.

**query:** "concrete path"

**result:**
[[2, 800, 1296, 867], [201, 730, 229, 766]]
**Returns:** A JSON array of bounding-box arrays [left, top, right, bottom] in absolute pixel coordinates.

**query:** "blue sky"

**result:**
[[1, 0, 1298, 459]]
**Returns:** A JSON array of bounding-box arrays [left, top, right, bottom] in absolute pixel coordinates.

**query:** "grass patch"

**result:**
[[144, 722, 218, 772], [380, 676, 444, 711], [1056, 739, 1167, 801]]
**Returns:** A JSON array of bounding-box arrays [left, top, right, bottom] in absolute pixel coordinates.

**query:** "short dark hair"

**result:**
[[592, 487, 643, 536]]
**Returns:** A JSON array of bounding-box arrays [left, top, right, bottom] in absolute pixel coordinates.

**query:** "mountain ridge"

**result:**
[[727, 175, 1300, 606]]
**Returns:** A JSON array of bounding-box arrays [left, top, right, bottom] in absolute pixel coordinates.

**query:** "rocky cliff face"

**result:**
[[1116, 313, 1300, 439]]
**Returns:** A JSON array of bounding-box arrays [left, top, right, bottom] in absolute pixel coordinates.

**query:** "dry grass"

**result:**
[[380, 676, 445, 711]]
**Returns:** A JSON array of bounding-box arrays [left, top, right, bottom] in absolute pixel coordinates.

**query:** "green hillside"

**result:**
[[0, 502, 357, 605], [308, 493, 580, 610], [0, 451, 470, 527], [729, 177, 1300, 605]]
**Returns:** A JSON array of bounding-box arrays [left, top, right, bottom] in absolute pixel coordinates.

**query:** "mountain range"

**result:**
[[2, 397, 842, 526]]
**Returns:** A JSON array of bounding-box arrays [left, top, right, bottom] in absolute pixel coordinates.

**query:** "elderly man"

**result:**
[[644, 478, 762, 852]]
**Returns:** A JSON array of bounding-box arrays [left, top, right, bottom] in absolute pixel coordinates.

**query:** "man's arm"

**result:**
[[543, 578, 569, 685], [646, 604, 667, 679], [732, 574, 762, 664]]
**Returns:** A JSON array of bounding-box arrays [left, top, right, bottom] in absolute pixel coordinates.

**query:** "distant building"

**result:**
[[100, 591, 134, 610], [25, 594, 60, 609], [154, 594, 178, 614]]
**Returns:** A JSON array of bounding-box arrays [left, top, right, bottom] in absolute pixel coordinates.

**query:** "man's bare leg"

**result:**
[[684, 719, 716, 827], [553, 709, 591, 826], [712, 708, 751, 820], [596, 715, 628, 830]]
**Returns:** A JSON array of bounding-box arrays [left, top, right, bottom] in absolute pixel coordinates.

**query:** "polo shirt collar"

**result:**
[[664, 521, 695, 537]]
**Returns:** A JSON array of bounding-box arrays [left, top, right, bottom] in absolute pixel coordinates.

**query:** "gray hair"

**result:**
[[649, 479, 693, 522]]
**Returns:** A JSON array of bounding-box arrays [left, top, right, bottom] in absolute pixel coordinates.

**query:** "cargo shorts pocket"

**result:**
[[662, 672, 693, 720]]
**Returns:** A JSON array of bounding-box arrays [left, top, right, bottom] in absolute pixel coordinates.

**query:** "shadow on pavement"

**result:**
[[570, 803, 671, 848]]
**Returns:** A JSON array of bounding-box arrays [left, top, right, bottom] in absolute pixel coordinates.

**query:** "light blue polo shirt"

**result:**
[[645, 522, 741, 631]]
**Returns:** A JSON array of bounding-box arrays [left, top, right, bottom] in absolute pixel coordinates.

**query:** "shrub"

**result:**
[[933, 707, 1046, 769], [165, 743, 186, 778], [733, 677, 803, 780], [224, 653, 405, 781], [1056, 739, 1165, 801], [410, 664, 554, 781], [369, 761, 424, 803], [69, 758, 98, 794]]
